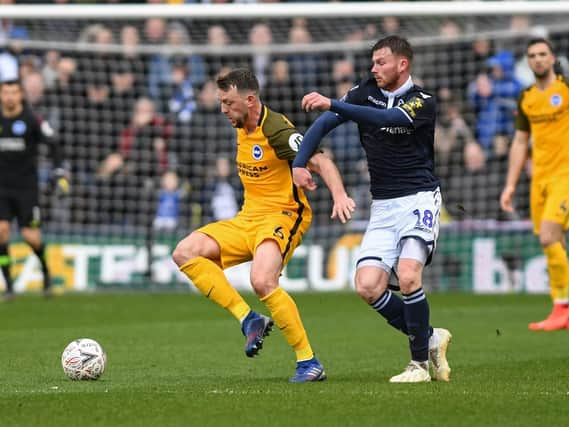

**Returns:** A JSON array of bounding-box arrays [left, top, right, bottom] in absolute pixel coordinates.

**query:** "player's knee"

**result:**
[[539, 234, 559, 248], [539, 224, 564, 248], [250, 274, 277, 298], [172, 235, 202, 267], [172, 243, 190, 267], [355, 272, 384, 303], [397, 269, 421, 294], [21, 229, 41, 248]]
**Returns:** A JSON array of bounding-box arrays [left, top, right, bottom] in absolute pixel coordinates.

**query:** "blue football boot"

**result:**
[[289, 357, 327, 383], [241, 311, 274, 357]]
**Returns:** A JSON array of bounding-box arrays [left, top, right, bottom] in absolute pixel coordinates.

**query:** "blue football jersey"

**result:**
[[342, 77, 440, 199]]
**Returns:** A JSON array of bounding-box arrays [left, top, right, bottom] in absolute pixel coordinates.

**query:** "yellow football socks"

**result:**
[[179, 257, 251, 321], [543, 242, 569, 303], [261, 287, 314, 361]]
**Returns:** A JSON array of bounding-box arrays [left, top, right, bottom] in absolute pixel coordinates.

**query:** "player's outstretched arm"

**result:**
[[292, 111, 345, 190], [329, 99, 411, 128], [307, 152, 356, 224], [500, 130, 530, 213], [302, 91, 412, 128]]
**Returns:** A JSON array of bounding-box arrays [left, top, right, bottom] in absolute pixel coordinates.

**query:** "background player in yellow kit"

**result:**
[[172, 69, 355, 381], [501, 38, 569, 331]]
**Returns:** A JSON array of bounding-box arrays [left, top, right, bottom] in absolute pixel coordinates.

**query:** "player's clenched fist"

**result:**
[[302, 92, 332, 112], [292, 167, 317, 191]]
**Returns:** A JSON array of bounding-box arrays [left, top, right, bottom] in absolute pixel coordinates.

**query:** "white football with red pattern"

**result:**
[[61, 338, 106, 380]]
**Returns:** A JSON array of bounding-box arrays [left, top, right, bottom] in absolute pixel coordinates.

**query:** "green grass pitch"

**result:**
[[1, 292, 568, 426]]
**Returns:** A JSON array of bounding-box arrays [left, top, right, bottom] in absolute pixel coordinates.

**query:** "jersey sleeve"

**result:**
[[264, 112, 305, 161], [396, 93, 436, 128], [514, 92, 530, 132]]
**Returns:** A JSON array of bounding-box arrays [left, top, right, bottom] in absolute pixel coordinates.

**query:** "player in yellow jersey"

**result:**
[[172, 69, 355, 381], [501, 38, 569, 331]]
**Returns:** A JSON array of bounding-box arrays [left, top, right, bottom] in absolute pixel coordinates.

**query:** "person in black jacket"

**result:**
[[0, 80, 66, 299]]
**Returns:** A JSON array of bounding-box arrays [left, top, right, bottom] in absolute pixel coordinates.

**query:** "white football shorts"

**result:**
[[356, 187, 442, 273]]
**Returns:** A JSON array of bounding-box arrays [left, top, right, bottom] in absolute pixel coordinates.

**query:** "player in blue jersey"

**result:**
[[292, 36, 452, 383]]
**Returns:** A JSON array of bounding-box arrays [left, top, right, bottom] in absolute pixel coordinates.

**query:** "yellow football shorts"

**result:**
[[530, 177, 569, 234], [197, 211, 311, 269]]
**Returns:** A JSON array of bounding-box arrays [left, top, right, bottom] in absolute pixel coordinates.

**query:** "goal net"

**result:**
[[1, 2, 567, 293]]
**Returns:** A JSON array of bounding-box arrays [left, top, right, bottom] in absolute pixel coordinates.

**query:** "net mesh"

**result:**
[[2, 9, 568, 290]]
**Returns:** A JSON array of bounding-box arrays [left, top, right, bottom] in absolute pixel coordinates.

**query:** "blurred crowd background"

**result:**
[[2, 2, 567, 253]]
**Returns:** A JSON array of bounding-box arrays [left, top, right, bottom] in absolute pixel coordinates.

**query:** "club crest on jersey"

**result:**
[[12, 120, 26, 135], [252, 144, 263, 160], [550, 94, 562, 107]]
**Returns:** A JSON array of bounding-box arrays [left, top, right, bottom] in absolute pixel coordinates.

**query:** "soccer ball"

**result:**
[[61, 338, 107, 380]]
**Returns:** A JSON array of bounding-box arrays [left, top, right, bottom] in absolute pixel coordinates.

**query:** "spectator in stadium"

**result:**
[[154, 170, 183, 232], [208, 24, 229, 48], [292, 35, 452, 383], [206, 24, 230, 76], [157, 55, 196, 123], [500, 38, 569, 331], [80, 25, 114, 93], [248, 23, 273, 89], [22, 71, 45, 110], [165, 21, 206, 88], [74, 66, 113, 179], [49, 57, 77, 100], [202, 156, 239, 222], [120, 25, 140, 60], [19, 56, 41, 82], [429, 19, 472, 96], [471, 38, 493, 76], [379, 16, 400, 36], [116, 97, 172, 180], [109, 59, 141, 129], [263, 59, 307, 130], [326, 59, 364, 189], [434, 100, 478, 218], [0, 47, 18, 83], [40, 50, 60, 90], [43, 56, 77, 145], [144, 17, 170, 100], [0, 80, 67, 299], [98, 97, 172, 227], [75, 25, 116, 167], [0, 16, 28, 59], [205, 24, 247, 77], [119, 25, 147, 94], [176, 79, 237, 220], [286, 20, 321, 93], [447, 140, 497, 220], [172, 69, 355, 382], [468, 50, 523, 152]]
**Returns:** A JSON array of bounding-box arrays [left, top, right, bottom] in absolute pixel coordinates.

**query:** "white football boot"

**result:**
[[389, 361, 431, 383], [428, 328, 452, 382]]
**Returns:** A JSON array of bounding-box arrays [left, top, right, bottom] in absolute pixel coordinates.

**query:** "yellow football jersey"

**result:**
[[235, 105, 311, 219], [516, 75, 569, 181]]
